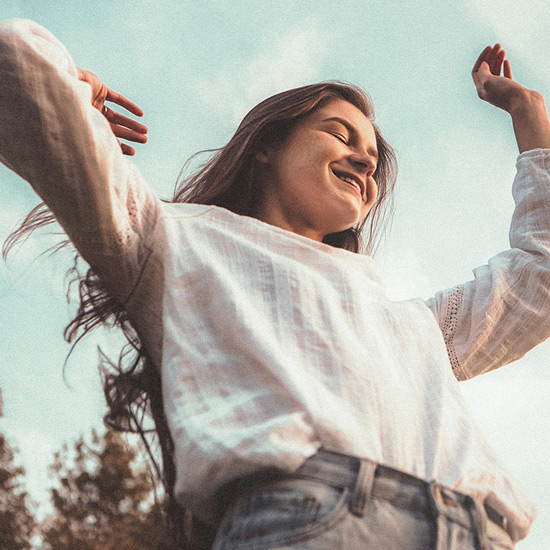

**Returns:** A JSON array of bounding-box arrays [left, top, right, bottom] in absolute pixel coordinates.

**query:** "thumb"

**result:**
[[472, 60, 492, 90], [476, 61, 491, 76]]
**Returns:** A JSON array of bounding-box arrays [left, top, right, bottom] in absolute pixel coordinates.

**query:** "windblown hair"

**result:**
[[4, 82, 397, 549], [174, 81, 397, 254]]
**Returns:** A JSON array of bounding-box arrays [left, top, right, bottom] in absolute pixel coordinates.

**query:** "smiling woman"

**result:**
[[253, 100, 380, 242], [2, 18, 550, 550], [170, 79, 397, 256]]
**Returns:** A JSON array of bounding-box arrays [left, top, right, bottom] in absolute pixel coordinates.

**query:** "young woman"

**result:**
[[2, 19, 550, 550]]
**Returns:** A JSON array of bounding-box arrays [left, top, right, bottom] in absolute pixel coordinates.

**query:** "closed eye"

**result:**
[[332, 133, 347, 144]]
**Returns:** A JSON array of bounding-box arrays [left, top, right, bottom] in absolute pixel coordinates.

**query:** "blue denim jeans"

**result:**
[[213, 450, 515, 550]]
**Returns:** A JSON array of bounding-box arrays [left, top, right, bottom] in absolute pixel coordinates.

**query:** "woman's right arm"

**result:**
[[0, 19, 158, 299]]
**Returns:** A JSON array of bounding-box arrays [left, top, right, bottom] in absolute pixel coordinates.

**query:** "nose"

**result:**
[[349, 151, 377, 177]]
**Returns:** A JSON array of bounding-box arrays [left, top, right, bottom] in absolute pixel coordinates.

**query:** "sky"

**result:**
[[0, 0, 549, 547]]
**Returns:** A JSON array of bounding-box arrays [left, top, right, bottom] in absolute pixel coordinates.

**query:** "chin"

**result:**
[[329, 214, 364, 233], [314, 202, 366, 237]]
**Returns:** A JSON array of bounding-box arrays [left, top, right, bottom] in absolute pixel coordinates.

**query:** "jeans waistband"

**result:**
[[294, 449, 511, 544]]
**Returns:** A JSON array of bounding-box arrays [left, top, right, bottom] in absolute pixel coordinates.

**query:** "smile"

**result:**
[[332, 169, 364, 198]]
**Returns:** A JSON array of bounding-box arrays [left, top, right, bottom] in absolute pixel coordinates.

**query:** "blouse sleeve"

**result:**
[[0, 19, 159, 301], [426, 149, 550, 380]]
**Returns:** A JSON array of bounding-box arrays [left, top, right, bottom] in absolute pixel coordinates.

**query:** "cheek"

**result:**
[[360, 178, 378, 217], [273, 133, 337, 191], [280, 152, 324, 187], [366, 177, 378, 206], [291, 133, 336, 164]]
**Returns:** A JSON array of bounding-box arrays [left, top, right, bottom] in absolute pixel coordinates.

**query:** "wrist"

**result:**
[[508, 88, 545, 118], [508, 89, 550, 153]]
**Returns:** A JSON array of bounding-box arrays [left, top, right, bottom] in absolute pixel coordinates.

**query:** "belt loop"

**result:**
[[428, 481, 448, 550], [465, 496, 490, 550], [349, 457, 376, 517]]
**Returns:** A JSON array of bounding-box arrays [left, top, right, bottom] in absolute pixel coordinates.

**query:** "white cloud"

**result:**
[[196, 19, 330, 125]]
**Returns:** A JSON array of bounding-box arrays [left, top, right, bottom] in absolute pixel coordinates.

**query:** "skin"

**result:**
[[472, 43, 550, 153], [77, 68, 148, 156], [79, 42, 550, 226], [253, 99, 379, 242]]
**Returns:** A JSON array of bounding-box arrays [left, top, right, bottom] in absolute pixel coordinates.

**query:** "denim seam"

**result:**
[[225, 488, 351, 550], [374, 494, 474, 532]]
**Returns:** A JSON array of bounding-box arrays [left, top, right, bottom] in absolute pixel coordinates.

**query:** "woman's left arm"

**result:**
[[472, 43, 550, 152], [427, 45, 550, 380]]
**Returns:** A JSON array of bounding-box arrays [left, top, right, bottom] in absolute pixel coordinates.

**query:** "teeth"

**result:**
[[337, 174, 361, 192]]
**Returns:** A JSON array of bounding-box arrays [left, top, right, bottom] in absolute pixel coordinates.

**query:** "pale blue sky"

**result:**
[[1, 1, 549, 547]]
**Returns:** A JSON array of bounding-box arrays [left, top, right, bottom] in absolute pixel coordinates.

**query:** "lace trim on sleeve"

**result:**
[[441, 285, 465, 378], [77, 229, 132, 254], [74, 171, 157, 256]]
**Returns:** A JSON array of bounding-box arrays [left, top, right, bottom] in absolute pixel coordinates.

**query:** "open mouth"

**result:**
[[332, 169, 364, 198]]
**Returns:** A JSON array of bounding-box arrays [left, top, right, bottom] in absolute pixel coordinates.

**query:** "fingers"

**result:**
[[120, 142, 136, 156], [105, 87, 144, 117], [110, 122, 148, 144], [503, 59, 513, 80], [79, 72, 147, 155], [103, 107, 148, 139], [472, 45, 492, 74], [489, 44, 504, 74], [473, 43, 510, 77], [102, 94, 148, 155]]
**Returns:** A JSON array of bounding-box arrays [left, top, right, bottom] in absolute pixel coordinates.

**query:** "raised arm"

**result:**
[[427, 45, 550, 380], [0, 20, 158, 299], [472, 43, 550, 152]]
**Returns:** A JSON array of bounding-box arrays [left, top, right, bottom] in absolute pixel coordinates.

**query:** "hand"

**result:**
[[77, 68, 148, 155], [471, 44, 529, 114], [472, 44, 550, 152]]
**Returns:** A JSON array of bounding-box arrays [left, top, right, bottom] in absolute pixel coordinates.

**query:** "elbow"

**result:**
[[0, 19, 44, 50], [0, 19, 73, 76]]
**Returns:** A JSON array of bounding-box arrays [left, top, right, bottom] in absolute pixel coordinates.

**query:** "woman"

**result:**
[[1, 19, 550, 550]]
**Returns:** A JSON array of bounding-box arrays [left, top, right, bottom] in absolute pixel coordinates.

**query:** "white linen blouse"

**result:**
[[2, 19, 550, 543]]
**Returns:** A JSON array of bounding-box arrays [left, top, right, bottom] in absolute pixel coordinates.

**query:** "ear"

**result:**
[[255, 141, 278, 165], [255, 146, 271, 164], [255, 150, 270, 164]]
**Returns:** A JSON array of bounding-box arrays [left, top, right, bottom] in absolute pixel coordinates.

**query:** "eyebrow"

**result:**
[[322, 116, 379, 161]]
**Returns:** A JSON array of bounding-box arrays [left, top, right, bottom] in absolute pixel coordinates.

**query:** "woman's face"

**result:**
[[255, 99, 379, 242]]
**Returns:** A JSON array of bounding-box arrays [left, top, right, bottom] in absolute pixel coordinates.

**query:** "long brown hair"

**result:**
[[4, 81, 397, 549], [174, 81, 397, 254]]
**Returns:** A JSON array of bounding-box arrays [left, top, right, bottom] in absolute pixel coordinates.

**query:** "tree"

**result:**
[[41, 429, 165, 550], [0, 433, 37, 550]]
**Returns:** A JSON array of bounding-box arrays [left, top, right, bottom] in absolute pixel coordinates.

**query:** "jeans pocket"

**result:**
[[215, 478, 350, 550]]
